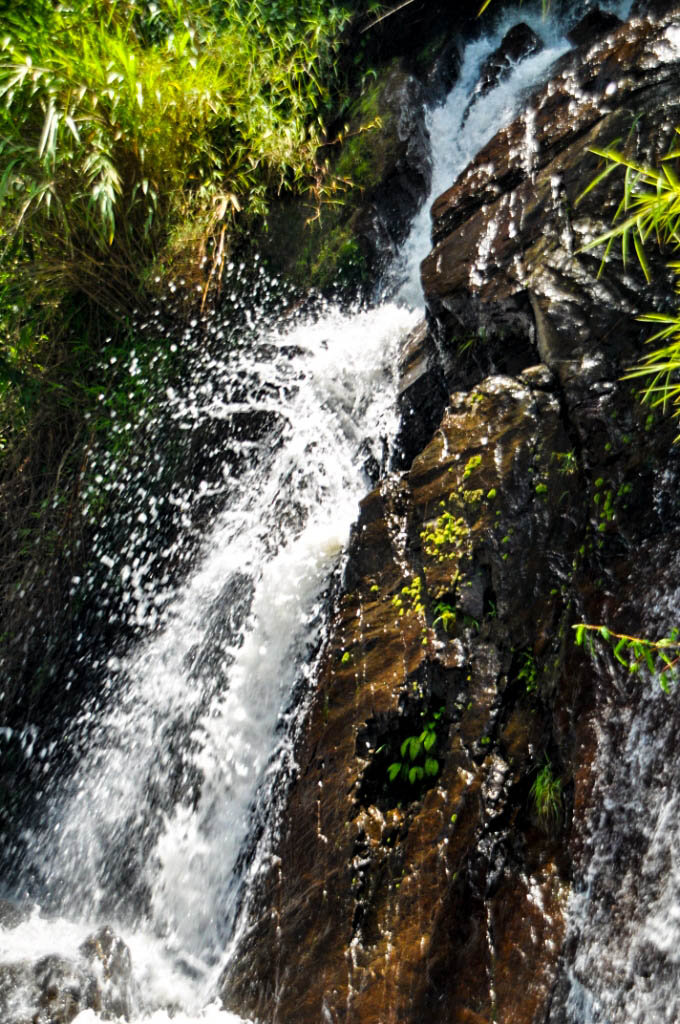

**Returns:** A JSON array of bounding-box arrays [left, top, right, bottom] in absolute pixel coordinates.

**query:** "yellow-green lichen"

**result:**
[[462, 454, 482, 480]]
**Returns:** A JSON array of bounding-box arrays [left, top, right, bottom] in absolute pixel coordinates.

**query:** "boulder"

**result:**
[[79, 926, 134, 1020], [0, 927, 133, 1024], [566, 8, 623, 47], [0, 899, 25, 929]]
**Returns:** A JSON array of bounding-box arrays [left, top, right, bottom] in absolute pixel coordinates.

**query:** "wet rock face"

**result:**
[[566, 8, 623, 47], [0, 926, 134, 1023], [222, 365, 579, 1022], [349, 68, 433, 267], [224, 4, 680, 1022], [422, 10, 680, 356]]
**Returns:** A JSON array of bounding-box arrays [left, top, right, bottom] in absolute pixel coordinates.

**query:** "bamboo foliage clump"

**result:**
[[579, 139, 680, 423], [0, 0, 350, 306]]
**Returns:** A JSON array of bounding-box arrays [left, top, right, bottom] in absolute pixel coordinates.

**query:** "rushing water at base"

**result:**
[[1, 6, 633, 1021]]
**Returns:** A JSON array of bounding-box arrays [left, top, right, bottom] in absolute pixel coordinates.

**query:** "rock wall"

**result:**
[[223, 4, 680, 1023]]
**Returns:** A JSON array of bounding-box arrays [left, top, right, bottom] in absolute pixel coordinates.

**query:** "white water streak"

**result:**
[[397, 8, 571, 306]]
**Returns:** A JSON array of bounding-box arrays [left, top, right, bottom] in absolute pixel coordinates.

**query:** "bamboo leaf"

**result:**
[[37, 102, 56, 160], [633, 232, 651, 282], [613, 637, 629, 666]]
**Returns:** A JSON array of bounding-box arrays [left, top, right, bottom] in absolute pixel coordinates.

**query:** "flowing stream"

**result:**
[[0, 5, 634, 1021]]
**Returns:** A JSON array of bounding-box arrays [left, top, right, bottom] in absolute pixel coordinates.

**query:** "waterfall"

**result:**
[[0, 5, 631, 1021]]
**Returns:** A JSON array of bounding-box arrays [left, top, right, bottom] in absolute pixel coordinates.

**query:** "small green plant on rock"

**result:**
[[518, 650, 538, 694], [530, 760, 562, 831], [387, 708, 443, 785], [421, 510, 468, 563], [391, 575, 425, 617], [463, 454, 482, 481], [552, 450, 578, 475], [432, 600, 457, 634], [431, 595, 479, 636], [392, 575, 428, 645]]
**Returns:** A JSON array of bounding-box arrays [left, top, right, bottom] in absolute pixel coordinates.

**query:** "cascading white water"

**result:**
[[0, 5, 630, 1022], [5, 300, 419, 1023]]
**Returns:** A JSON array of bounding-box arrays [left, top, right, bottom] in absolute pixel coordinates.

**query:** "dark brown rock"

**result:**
[[469, 23, 544, 106], [566, 8, 623, 47]]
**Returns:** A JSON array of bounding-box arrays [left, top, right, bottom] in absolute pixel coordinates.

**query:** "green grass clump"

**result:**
[[530, 760, 562, 831]]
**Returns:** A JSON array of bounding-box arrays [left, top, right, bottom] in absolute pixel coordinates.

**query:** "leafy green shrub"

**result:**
[[0, 0, 353, 692], [387, 708, 444, 786]]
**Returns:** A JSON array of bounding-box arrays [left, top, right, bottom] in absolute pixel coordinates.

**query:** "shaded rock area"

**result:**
[[0, 926, 134, 1023], [223, 4, 680, 1023], [565, 7, 622, 46], [261, 64, 432, 296]]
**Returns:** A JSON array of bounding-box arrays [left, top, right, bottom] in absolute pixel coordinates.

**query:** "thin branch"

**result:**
[[360, 0, 419, 34]]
